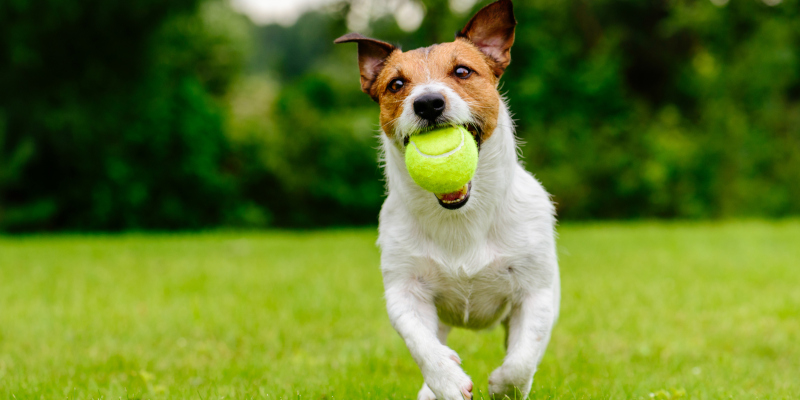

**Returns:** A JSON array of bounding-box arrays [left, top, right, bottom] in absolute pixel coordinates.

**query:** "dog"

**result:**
[[335, 1, 559, 398]]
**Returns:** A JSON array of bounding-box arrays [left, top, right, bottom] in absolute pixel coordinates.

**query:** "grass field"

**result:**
[[0, 221, 798, 399]]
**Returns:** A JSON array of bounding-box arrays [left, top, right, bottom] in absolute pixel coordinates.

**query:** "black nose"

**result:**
[[413, 93, 446, 121]]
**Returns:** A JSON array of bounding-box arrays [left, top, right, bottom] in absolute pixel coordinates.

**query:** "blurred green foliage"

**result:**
[[0, 0, 247, 230], [507, 0, 800, 219], [1, 0, 799, 231], [246, 0, 800, 224]]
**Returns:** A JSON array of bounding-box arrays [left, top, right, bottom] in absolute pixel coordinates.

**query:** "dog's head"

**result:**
[[335, 0, 515, 209]]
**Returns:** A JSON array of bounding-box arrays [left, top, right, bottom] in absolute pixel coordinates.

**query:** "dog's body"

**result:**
[[336, 1, 559, 398]]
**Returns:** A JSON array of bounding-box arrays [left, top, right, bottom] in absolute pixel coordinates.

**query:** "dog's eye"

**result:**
[[454, 66, 473, 79], [388, 79, 405, 93]]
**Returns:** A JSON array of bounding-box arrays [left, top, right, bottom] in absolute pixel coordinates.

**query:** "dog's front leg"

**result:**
[[384, 277, 473, 400], [488, 287, 558, 399]]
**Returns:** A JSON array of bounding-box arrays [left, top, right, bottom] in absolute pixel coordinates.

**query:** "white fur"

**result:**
[[396, 82, 473, 140], [377, 86, 560, 399]]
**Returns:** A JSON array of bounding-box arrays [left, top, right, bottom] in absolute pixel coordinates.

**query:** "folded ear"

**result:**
[[457, 0, 516, 77], [334, 33, 397, 101]]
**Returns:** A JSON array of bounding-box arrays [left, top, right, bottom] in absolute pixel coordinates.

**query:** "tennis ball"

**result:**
[[405, 126, 478, 194]]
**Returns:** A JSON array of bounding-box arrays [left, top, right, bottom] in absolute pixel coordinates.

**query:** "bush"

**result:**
[[243, 0, 800, 223], [0, 0, 248, 231], [3, 0, 799, 231], [225, 72, 384, 227]]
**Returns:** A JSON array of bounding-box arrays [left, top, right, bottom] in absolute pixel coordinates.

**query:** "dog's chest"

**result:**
[[428, 257, 515, 330]]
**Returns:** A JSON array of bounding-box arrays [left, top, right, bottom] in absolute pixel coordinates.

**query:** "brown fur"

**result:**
[[335, 0, 516, 143], [458, 0, 516, 77], [375, 39, 501, 141], [332, 33, 396, 101]]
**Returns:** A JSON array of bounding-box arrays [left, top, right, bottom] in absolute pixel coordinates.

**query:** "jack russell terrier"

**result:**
[[335, 1, 559, 398]]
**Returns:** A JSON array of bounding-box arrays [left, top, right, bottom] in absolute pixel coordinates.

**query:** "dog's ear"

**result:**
[[457, 0, 516, 77], [334, 33, 397, 102]]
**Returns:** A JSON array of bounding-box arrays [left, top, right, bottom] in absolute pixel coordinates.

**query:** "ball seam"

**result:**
[[409, 129, 465, 159]]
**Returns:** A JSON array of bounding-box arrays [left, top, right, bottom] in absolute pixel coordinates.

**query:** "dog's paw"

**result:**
[[422, 347, 473, 400], [426, 372, 472, 400], [488, 365, 533, 399]]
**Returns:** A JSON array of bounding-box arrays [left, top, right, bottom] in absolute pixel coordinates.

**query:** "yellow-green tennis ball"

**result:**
[[405, 126, 478, 194]]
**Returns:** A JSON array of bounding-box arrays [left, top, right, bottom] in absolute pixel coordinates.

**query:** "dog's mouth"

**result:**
[[435, 182, 471, 210], [403, 122, 483, 148], [402, 121, 479, 210]]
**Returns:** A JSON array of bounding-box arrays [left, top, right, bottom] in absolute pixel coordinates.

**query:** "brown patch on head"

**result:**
[[373, 40, 502, 141], [335, 0, 516, 142], [333, 33, 397, 101], [458, 0, 516, 77]]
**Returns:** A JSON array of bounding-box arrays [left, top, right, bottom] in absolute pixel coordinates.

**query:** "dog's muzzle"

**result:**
[[435, 182, 471, 210]]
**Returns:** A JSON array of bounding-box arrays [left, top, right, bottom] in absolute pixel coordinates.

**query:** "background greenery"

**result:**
[[2, 0, 798, 231]]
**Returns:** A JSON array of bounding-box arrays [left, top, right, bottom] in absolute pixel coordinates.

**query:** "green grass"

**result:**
[[1, 221, 798, 399]]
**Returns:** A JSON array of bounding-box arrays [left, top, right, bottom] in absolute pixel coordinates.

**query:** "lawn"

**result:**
[[0, 221, 798, 399]]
